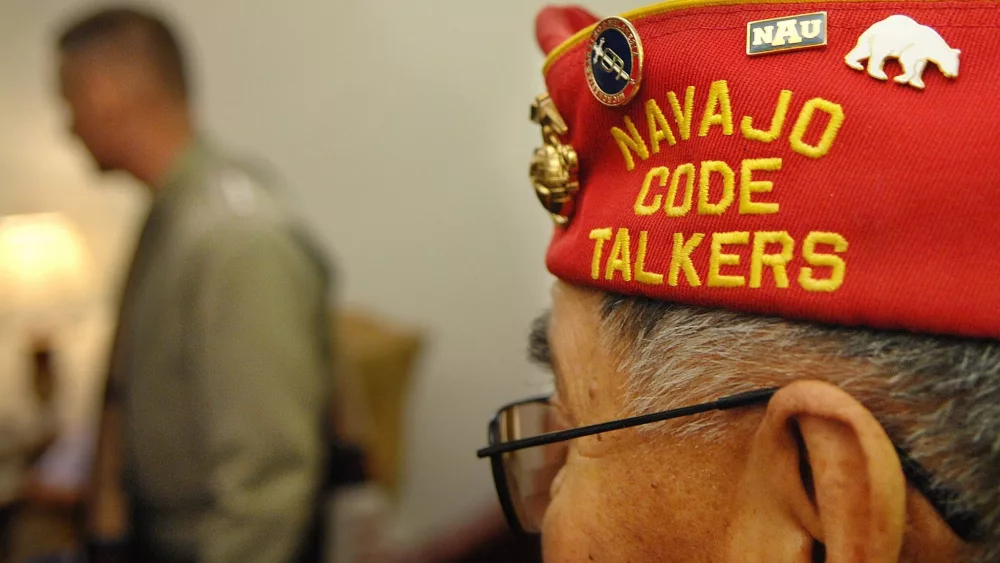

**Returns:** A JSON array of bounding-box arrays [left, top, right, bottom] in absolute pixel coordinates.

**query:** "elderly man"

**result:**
[[56, 7, 331, 563], [478, 2, 1000, 562]]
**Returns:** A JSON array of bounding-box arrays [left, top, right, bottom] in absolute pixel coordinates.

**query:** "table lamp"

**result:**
[[0, 212, 94, 330]]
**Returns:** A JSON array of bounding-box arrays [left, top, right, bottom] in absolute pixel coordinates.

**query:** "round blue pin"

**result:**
[[585, 17, 644, 107]]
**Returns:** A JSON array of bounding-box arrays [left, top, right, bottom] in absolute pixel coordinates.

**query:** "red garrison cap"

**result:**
[[536, 5, 599, 54], [531, 0, 1000, 340]]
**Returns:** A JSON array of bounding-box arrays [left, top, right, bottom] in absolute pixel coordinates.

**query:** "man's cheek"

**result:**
[[542, 494, 594, 562], [541, 464, 608, 562]]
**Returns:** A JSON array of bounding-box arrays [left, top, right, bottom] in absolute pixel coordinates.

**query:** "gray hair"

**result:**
[[600, 294, 1000, 563]]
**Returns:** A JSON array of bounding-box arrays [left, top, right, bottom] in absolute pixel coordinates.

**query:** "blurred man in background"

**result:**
[[56, 7, 332, 563]]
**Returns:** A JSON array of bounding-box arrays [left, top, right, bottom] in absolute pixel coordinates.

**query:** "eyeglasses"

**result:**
[[476, 388, 982, 541]]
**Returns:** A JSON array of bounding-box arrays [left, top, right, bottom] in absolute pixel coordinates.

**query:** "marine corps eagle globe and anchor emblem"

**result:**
[[529, 93, 579, 225]]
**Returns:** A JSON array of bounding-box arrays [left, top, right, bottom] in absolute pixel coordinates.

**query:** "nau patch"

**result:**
[[586, 17, 644, 106], [747, 12, 827, 56]]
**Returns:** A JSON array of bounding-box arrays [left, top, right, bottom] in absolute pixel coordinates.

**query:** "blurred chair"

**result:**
[[326, 310, 423, 563], [330, 310, 423, 498]]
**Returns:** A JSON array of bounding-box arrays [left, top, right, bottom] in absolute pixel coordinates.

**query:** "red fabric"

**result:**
[[540, 1, 1000, 339], [536, 5, 600, 55]]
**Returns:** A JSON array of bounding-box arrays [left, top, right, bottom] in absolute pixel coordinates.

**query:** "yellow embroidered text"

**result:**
[[611, 84, 844, 171], [586, 228, 848, 291]]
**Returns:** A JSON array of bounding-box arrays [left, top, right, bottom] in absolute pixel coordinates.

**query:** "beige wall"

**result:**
[[0, 0, 640, 540]]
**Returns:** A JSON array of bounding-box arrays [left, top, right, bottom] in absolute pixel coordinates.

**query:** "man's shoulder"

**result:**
[[161, 146, 289, 246], [176, 152, 331, 279], [191, 151, 290, 227]]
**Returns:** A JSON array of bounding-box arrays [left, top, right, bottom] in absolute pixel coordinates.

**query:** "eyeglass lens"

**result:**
[[496, 400, 569, 533]]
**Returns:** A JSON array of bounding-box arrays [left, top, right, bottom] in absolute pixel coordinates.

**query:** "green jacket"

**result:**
[[110, 139, 332, 563]]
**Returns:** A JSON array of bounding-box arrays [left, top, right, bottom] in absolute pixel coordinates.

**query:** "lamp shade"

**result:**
[[0, 213, 94, 316]]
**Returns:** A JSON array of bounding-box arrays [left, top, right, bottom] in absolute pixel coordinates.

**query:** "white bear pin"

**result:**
[[845, 15, 960, 89]]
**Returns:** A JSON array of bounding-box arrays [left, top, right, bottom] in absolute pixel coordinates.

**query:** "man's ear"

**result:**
[[724, 380, 906, 562]]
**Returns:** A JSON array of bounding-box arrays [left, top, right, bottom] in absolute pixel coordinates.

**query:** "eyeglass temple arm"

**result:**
[[475, 388, 983, 542], [476, 388, 778, 458]]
